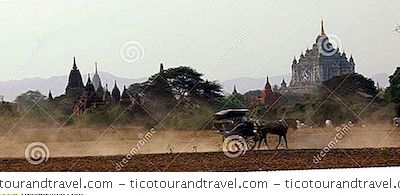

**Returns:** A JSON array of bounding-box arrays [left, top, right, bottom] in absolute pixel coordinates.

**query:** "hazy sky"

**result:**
[[1, 0, 400, 82]]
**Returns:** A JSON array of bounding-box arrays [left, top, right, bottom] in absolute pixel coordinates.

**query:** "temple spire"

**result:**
[[72, 57, 77, 70], [159, 63, 164, 73], [48, 90, 53, 101], [264, 76, 272, 92], [112, 80, 121, 103], [281, 78, 287, 89], [95, 62, 98, 74], [320, 20, 325, 36], [232, 85, 238, 95]]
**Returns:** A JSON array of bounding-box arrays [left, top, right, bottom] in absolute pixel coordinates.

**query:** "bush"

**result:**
[[164, 99, 216, 130], [79, 105, 134, 126]]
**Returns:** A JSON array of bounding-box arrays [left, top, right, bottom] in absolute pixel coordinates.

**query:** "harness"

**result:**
[[278, 119, 289, 129]]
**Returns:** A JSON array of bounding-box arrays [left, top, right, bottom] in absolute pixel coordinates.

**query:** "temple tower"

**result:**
[[92, 62, 102, 90], [65, 57, 84, 97], [288, 20, 356, 93], [112, 81, 121, 103]]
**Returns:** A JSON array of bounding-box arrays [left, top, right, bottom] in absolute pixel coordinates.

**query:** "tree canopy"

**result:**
[[140, 66, 223, 102], [163, 66, 223, 101], [321, 73, 378, 98], [386, 67, 400, 103], [15, 90, 46, 110]]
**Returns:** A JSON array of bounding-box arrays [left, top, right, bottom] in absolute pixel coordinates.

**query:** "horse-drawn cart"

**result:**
[[213, 109, 259, 153], [213, 109, 291, 154]]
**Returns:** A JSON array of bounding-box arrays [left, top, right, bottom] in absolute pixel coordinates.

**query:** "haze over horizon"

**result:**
[[0, 0, 400, 82]]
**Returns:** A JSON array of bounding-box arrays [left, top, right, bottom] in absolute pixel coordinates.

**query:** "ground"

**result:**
[[1, 148, 400, 171], [0, 123, 399, 171]]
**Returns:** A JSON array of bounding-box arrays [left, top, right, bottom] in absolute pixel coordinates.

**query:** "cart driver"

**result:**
[[240, 115, 254, 136]]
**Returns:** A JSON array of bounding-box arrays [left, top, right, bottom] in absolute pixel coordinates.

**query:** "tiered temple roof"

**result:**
[[288, 20, 356, 93], [62, 57, 136, 115]]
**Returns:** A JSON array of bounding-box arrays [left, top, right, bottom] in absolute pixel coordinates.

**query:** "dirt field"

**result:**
[[1, 124, 399, 158], [1, 123, 400, 171], [1, 148, 400, 171]]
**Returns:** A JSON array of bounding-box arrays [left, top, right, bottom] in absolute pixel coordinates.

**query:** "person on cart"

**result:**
[[240, 115, 254, 137]]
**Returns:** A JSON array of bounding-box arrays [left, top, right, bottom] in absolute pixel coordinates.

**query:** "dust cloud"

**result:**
[[0, 122, 399, 158]]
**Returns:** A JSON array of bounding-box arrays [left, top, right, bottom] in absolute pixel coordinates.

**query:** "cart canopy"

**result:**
[[213, 109, 249, 120]]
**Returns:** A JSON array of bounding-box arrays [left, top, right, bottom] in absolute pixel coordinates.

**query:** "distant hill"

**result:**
[[0, 72, 146, 101]]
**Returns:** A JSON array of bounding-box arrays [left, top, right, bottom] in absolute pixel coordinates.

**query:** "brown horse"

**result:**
[[256, 119, 289, 149]]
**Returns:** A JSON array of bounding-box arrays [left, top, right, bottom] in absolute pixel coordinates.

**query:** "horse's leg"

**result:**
[[258, 132, 265, 150], [275, 135, 281, 149], [264, 133, 269, 149], [257, 136, 262, 150], [284, 134, 288, 149]]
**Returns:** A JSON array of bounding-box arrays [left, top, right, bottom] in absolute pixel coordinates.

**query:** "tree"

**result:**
[[0, 102, 18, 117], [321, 73, 378, 98], [163, 66, 223, 101], [127, 68, 177, 124], [386, 67, 400, 103], [195, 80, 223, 102], [15, 90, 46, 110], [127, 83, 144, 98], [218, 93, 246, 109], [140, 70, 176, 108], [143, 72, 173, 98]]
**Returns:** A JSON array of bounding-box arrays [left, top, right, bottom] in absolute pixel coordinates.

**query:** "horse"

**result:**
[[256, 119, 289, 149]]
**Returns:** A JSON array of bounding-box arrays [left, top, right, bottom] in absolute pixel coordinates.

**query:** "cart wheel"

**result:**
[[246, 136, 257, 151]]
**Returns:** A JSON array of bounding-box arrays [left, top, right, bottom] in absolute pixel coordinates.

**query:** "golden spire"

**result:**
[[320, 20, 325, 36]]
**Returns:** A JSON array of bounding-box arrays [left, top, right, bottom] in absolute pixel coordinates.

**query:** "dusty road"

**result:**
[[1, 124, 400, 171], [0, 124, 399, 158]]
